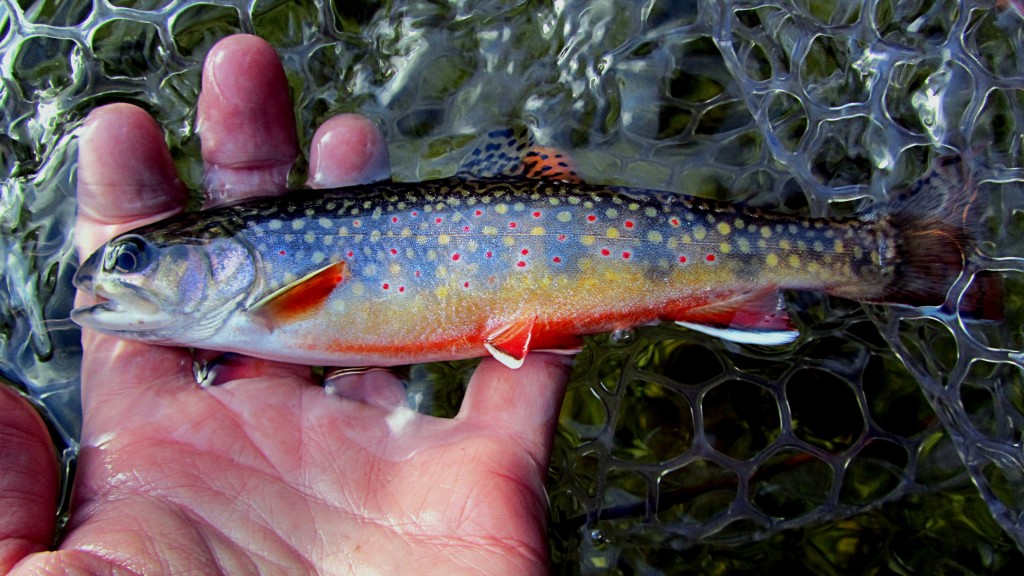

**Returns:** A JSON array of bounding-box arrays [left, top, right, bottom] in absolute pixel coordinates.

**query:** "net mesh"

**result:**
[[2, 0, 1024, 573]]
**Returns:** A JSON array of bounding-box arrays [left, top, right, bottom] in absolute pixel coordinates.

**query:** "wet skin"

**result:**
[[0, 34, 568, 575]]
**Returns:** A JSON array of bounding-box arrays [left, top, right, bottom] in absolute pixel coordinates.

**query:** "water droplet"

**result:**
[[610, 328, 635, 345]]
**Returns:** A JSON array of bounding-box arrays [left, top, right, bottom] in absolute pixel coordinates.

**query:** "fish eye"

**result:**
[[103, 235, 151, 274]]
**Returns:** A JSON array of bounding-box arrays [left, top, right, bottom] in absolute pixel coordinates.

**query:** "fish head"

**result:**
[[72, 233, 257, 343]]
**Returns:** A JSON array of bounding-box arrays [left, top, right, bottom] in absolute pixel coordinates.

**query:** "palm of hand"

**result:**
[[68, 341, 561, 574]]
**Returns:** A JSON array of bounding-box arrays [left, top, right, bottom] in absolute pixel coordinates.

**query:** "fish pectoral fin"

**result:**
[[457, 127, 583, 184], [673, 289, 799, 346], [249, 260, 348, 328], [484, 316, 538, 369]]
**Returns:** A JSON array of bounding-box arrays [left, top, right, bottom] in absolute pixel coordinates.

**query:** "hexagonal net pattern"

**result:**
[[2, 0, 1024, 573]]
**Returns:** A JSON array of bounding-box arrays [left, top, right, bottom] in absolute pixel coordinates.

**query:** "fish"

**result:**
[[71, 129, 982, 369]]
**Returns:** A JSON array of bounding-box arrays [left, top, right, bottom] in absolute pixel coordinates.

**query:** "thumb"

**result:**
[[0, 385, 58, 572]]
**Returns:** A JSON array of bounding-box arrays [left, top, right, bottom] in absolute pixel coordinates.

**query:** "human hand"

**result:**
[[1, 34, 569, 575]]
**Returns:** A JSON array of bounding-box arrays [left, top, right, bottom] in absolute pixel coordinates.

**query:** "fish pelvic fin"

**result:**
[[458, 127, 582, 183], [484, 316, 537, 369], [249, 261, 348, 328], [874, 155, 999, 318]]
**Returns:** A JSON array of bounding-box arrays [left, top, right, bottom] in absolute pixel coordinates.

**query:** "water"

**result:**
[[3, 0, 1024, 573]]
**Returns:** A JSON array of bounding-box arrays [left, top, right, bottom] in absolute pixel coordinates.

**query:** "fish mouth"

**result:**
[[70, 283, 173, 333]]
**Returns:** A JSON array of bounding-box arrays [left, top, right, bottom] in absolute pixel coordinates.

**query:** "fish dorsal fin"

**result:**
[[458, 128, 582, 184], [249, 261, 348, 328], [484, 316, 537, 369], [673, 289, 799, 346]]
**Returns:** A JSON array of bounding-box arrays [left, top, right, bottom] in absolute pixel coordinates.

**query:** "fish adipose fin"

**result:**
[[459, 127, 582, 183], [250, 261, 348, 328], [674, 289, 799, 345], [484, 316, 537, 369], [872, 155, 999, 318]]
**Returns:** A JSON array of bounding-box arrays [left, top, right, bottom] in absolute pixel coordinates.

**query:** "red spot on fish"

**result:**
[[486, 251, 493, 258], [679, 256, 688, 264], [622, 251, 631, 259], [279, 250, 286, 256], [706, 254, 716, 262], [509, 221, 518, 228], [521, 248, 529, 255], [517, 261, 526, 268], [390, 248, 398, 255], [347, 251, 354, 258], [587, 214, 597, 222], [353, 220, 362, 227], [399, 286, 405, 293], [392, 216, 398, 223], [464, 281, 470, 288], [624, 220, 634, 228], [412, 211, 419, 217], [533, 211, 542, 218], [475, 210, 483, 216], [670, 218, 680, 227], [452, 253, 460, 261], [600, 248, 611, 256], [415, 270, 421, 278], [557, 234, 566, 241], [435, 217, 443, 224], [382, 283, 390, 290], [463, 225, 471, 232], [552, 256, 562, 263]]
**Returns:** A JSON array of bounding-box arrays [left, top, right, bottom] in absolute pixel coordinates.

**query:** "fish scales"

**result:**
[[92, 176, 891, 366], [73, 150, 979, 369]]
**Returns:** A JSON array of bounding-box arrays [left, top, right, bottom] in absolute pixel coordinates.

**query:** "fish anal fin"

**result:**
[[250, 261, 348, 328], [673, 289, 798, 345], [484, 316, 537, 369]]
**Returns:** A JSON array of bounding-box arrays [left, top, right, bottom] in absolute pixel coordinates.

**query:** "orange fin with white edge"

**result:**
[[674, 289, 799, 346], [484, 316, 537, 369], [458, 127, 582, 184], [249, 261, 348, 328]]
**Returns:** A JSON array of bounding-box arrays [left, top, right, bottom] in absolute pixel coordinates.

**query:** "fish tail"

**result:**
[[880, 155, 996, 316]]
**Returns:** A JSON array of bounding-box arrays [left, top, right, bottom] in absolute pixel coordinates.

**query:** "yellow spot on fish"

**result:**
[[605, 208, 619, 218], [693, 225, 707, 241], [581, 235, 596, 246], [647, 231, 663, 243], [628, 202, 640, 211], [495, 204, 509, 215], [401, 227, 412, 238], [668, 237, 679, 249], [779, 239, 791, 250], [788, 255, 800, 268], [682, 234, 692, 244], [606, 227, 620, 239], [304, 233, 315, 243], [352, 282, 365, 296], [311, 251, 325, 264], [766, 254, 779, 267], [531, 227, 546, 236], [438, 234, 451, 245], [834, 239, 845, 252], [737, 237, 751, 253], [813, 240, 824, 252], [717, 222, 731, 235], [557, 211, 572, 223], [435, 286, 449, 298], [734, 219, 745, 229], [548, 197, 560, 206], [268, 219, 283, 230], [483, 226, 498, 236], [503, 236, 515, 247], [435, 265, 448, 279], [645, 207, 657, 217], [389, 263, 401, 275], [318, 218, 332, 229], [719, 242, 732, 254], [760, 227, 772, 238]]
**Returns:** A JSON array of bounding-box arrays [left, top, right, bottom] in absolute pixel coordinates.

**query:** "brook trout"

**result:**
[[72, 130, 978, 368]]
